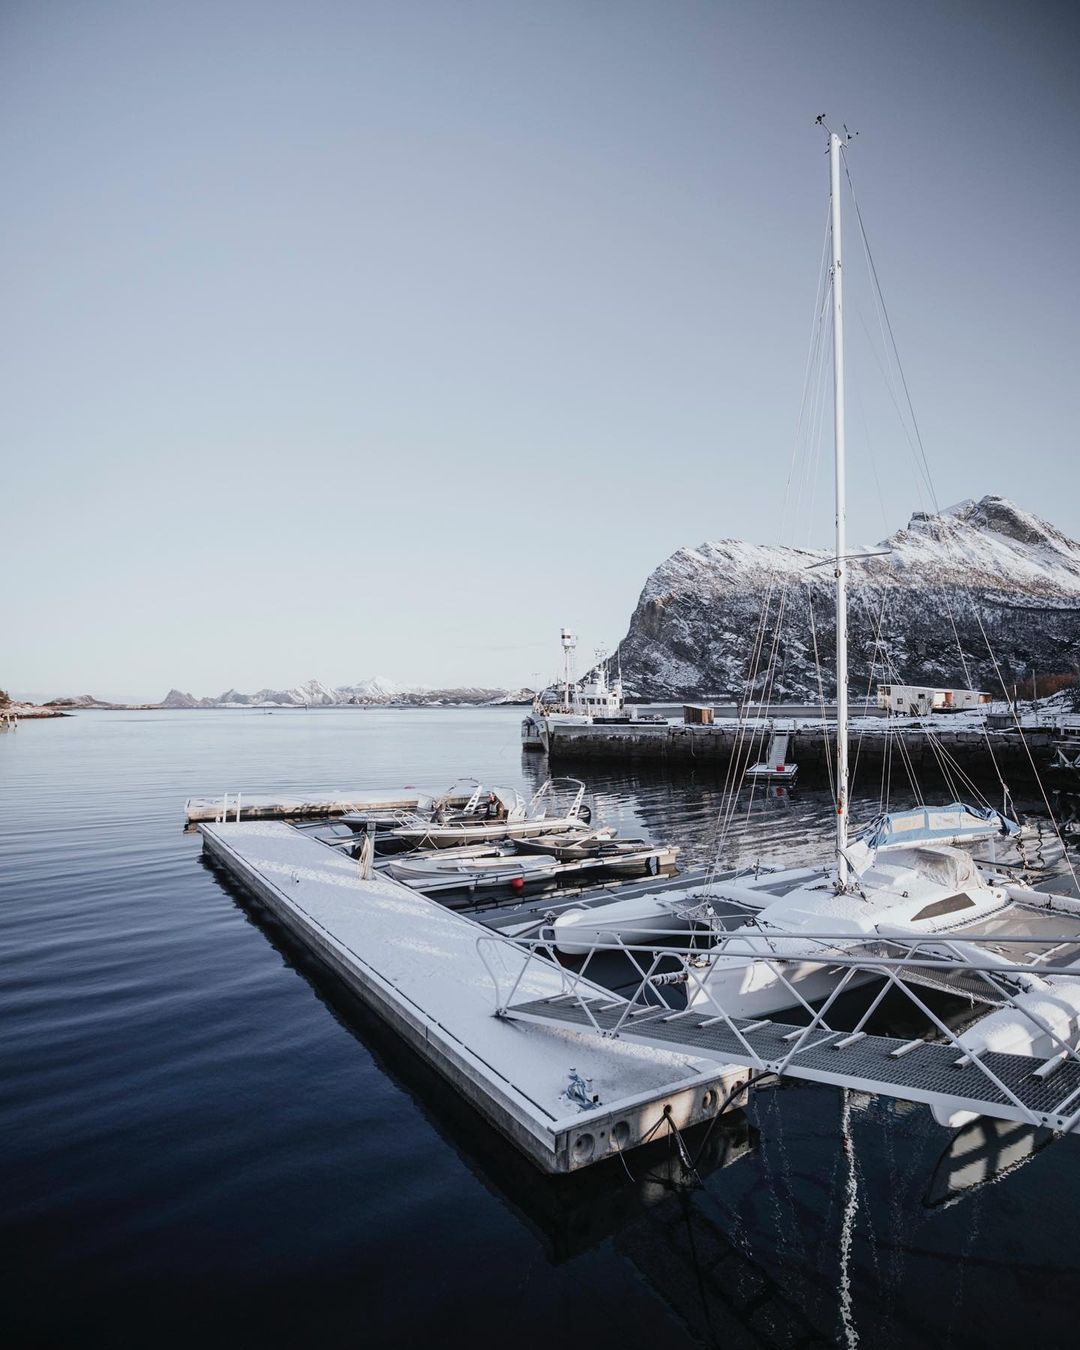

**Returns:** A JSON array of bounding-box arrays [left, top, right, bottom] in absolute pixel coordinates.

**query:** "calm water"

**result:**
[[4, 708, 1080, 1348]]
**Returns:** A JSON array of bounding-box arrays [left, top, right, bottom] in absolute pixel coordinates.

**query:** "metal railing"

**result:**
[[215, 791, 243, 823], [476, 923, 1080, 1134]]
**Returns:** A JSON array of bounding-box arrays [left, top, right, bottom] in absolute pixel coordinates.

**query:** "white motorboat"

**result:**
[[340, 777, 486, 832], [380, 778, 591, 850]]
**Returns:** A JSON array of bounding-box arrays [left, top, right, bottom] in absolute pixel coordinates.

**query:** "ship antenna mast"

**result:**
[[560, 628, 576, 711]]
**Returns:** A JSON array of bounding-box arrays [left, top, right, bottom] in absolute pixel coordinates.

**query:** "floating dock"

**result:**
[[506, 992, 1080, 1134], [199, 821, 749, 1172], [186, 787, 445, 824]]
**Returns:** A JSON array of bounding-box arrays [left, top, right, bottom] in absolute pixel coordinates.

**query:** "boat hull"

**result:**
[[553, 895, 705, 956], [384, 817, 582, 850], [688, 955, 876, 1020], [385, 854, 561, 890]]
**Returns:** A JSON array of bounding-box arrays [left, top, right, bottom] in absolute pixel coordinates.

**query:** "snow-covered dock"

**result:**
[[185, 788, 438, 824], [199, 821, 749, 1173]]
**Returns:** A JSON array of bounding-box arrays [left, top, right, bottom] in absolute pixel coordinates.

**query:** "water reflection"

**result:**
[[924, 1117, 1055, 1211], [209, 797, 1080, 1349], [5, 709, 1080, 1349]]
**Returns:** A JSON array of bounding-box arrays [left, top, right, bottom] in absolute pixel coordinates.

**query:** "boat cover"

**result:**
[[875, 845, 982, 890], [855, 801, 1019, 852]]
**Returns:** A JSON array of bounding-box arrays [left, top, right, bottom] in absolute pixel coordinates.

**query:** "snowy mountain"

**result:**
[[484, 688, 538, 705], [336, 676, 425, 704], [157, 678, 525, 708], [161, 689, 201, 709], [616, 496, 1080, 700]]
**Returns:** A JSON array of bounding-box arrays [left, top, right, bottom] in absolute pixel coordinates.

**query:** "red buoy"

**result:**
[[511, 877, 525, 891]]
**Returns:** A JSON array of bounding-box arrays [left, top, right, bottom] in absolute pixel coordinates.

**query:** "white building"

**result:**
[[877, 684, 992, 716]]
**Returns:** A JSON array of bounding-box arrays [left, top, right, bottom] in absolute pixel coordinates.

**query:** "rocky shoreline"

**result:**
[[1, 701, 70, 720]]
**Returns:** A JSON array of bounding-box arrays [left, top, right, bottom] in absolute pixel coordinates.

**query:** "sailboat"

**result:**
[[554, 125, 1057, 998]]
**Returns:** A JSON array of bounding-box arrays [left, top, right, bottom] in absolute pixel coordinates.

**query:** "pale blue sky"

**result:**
[[3, 1, 1078, 700]]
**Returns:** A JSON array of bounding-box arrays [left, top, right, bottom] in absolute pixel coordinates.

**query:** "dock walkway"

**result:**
[[505, 996, 1080, 1133], [186, 788, 437, 824], [199, 822, 747, 1172]]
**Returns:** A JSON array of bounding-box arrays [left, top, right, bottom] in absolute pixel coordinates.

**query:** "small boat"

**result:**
[[380, 778, 591, 851], [511, 828, 618, 860], [384, 852, 562, 893], [515, 831, 677, 878], [341, 777, 486, 833], [684, 845, 1013, 1020]]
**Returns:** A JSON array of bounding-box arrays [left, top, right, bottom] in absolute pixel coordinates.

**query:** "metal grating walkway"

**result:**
[[505, 995, 1080, 1132]]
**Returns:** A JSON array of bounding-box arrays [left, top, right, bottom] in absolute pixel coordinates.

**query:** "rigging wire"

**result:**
[[707, 208, 834, 873], [841, 145, 1079, 891]]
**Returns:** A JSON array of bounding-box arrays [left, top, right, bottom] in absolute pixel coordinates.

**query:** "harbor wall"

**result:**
[[544, 721, 1060, 787]]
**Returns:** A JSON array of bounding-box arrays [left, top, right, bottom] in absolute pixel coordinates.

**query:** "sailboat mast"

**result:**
[[829, 130, 850, 886]]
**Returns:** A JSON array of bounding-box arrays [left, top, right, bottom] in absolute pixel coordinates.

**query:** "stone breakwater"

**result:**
[[544, 720, 1061, 787]]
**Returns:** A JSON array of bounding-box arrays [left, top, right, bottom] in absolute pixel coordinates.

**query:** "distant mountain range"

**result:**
[[24, 494, 1079, 713], [615, 496, 1080, 700], [158, 678, 534, 708]]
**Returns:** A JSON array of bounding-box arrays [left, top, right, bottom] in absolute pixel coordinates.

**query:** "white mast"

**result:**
[[560, 628, 576, 710], [829, 130, 850, 887]]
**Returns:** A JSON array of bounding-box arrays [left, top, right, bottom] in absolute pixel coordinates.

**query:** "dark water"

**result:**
[[3, 708, 1080, 1349]]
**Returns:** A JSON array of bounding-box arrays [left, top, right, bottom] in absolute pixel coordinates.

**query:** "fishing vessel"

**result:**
[[522, 631, 633, 749]]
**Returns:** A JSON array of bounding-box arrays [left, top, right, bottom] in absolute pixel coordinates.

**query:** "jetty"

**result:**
[[542, 717, 1066, 785], [185, 787, 459, 825], [199, 820, 750, 1173]]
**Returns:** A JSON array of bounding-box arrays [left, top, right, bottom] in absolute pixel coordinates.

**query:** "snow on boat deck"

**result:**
[[199, 821, 746, 1172]]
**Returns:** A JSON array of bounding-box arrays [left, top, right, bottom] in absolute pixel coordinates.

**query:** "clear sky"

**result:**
[[3, 0, 1078, 701]]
